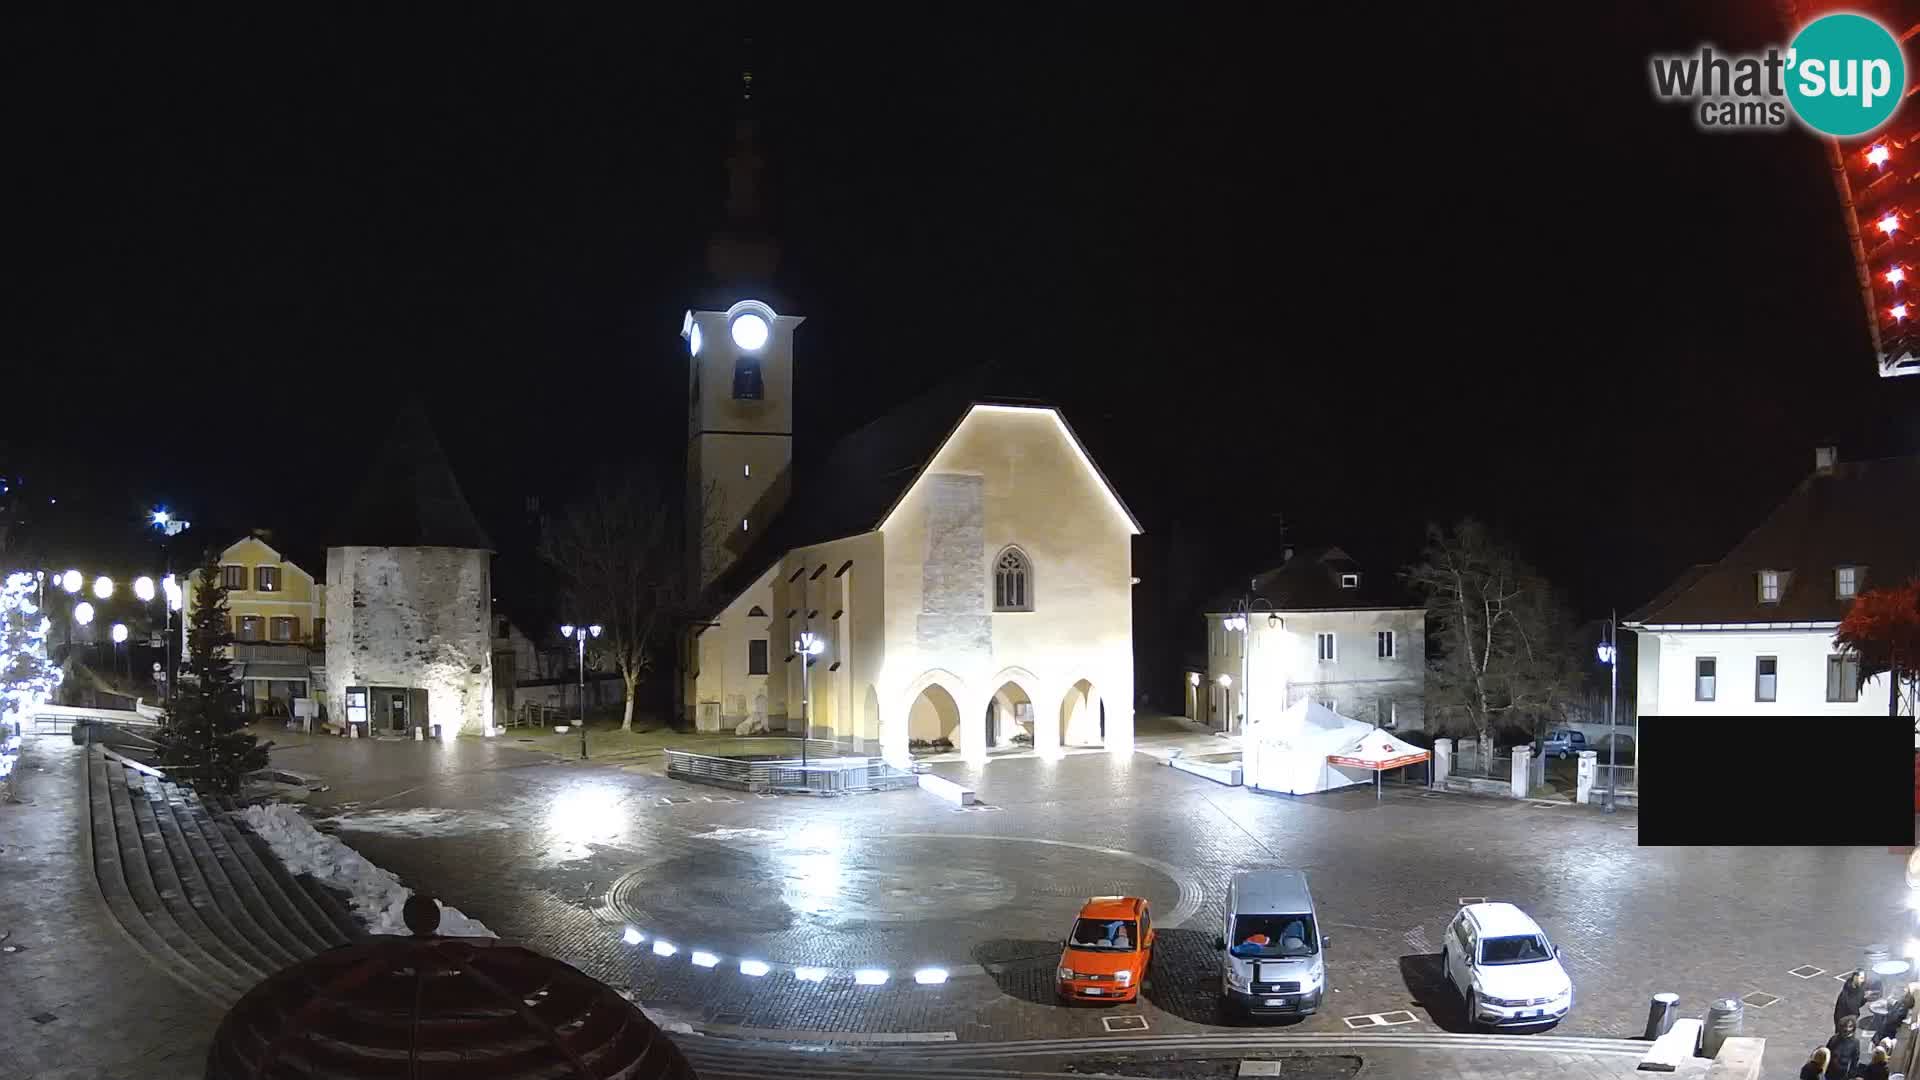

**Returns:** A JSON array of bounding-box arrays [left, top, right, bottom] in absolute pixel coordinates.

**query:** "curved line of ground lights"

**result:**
[[617, 925, 952, 987]]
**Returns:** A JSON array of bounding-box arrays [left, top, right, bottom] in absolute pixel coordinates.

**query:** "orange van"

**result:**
[[1056, 896, 1154, 1002]]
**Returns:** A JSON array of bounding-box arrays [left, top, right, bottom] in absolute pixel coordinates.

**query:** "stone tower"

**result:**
[[325, 404, 495, 739], [684, 52, 803, 594]]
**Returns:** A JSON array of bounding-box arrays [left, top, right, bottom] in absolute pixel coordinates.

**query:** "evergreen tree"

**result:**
[[156, 550, 267, 795]]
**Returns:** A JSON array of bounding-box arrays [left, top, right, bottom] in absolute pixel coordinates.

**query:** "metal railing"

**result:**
[[1595, 763, 1637, 793], [664, 748, 918, 795]]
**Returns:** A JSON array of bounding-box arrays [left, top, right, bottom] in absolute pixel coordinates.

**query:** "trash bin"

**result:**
[[1644, 992, 1680, 1039], [1702, 997, 1743, 1059]]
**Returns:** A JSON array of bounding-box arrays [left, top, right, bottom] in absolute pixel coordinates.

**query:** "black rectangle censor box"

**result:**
[[1637, 715, 1914, 847]]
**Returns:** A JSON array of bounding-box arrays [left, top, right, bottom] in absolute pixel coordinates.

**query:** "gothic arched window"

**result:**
[[993, 547, 1033, 612]]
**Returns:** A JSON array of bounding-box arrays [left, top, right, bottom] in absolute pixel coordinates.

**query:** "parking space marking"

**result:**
[[1100, 1015, 1148, 1033], [1789, 965, 1826, 979], [1343, 1011, 1420, 1029], [1457, 896, 1486, 905], [1741, 991, 1780, 1009]]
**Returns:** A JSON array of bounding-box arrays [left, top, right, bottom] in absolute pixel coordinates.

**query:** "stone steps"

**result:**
[[83, 748, 364, 1008]]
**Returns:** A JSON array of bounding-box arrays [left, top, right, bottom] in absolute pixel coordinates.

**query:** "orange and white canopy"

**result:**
[[1326, 729, 1431, 772]]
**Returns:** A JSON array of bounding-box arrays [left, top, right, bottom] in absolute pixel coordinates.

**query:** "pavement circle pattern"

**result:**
[[600, 832, 1205, 984]]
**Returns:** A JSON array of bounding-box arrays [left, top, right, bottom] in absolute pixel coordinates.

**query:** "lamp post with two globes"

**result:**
[[561, 623, 602, 760]]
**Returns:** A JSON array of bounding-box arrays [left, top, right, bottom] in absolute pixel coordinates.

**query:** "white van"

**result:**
[[1214, 869, 1327, 1018]]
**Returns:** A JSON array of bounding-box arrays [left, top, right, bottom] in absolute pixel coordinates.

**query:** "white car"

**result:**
[[1440, 902, 1573, 1029]]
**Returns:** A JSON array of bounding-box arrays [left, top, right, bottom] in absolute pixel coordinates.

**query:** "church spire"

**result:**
[[705, 36, 780, 291]]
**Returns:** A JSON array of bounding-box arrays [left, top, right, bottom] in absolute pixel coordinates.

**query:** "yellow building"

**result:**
[[186, 534, 327, 719]]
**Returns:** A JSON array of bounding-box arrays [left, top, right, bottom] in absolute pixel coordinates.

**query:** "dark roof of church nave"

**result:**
[[330, 401, 495, 551], [701, 359, 1131, 611]]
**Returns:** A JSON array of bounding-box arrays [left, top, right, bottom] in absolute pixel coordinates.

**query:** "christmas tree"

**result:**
[[0, 571, 60, 789], [156, 550, 267, 796]]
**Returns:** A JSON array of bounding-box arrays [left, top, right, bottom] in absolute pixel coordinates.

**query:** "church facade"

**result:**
[[682, 325, 1141, 766], [676, 61, 1140, 767]]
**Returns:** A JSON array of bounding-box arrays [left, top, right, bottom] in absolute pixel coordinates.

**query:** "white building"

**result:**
[[1626, 446, 1919, 720], [324, 406, 496, 741], [1200, 547, 1426, 734]]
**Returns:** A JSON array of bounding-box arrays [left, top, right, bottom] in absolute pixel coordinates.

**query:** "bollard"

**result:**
[[1644, 992, 1680, 1039], [1702, 997, 1743, 1059]]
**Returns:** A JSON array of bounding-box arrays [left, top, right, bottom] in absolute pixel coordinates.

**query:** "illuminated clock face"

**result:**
[[689, 323, 703, 356], [730, 312, 770, 351]]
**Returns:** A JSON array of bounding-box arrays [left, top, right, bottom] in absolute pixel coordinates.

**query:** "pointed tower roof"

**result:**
[[698, 37, 786, 311], [330, 402, 493, 551]]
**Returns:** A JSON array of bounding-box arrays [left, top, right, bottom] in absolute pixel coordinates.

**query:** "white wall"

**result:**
[[325, 546, 494, 737], [1634, 627, 1895, 716], [877, 405, 1137, 765], [1207, 608, 1427, 731]]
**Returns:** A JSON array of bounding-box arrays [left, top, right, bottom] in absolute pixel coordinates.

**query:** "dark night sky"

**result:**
[[10, 4, 1920, 695]]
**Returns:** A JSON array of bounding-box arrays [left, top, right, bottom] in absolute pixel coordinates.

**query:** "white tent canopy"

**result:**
[[1327, 728, 1431, 772], [1243, 700, 1378, 796]]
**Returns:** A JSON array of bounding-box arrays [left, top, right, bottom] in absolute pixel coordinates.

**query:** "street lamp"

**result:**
[[133, 576, 155, 602], [74, 601, 95, 626], [92, 576, 114, 600], [59, 570, 81, 594], [560, 624, 602, 760], [795, 631, 826, 766], [1596, 612, 1619, 814], [150, 510, 190, 705], [1222, 585, 1278, 735]]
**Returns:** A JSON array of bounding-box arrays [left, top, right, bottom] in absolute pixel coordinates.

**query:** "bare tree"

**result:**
[[540, 472, 726, 732], [1403, 519, 1582, 759]]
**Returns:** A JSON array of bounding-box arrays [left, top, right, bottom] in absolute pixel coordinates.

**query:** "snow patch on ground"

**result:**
[[321, 807, 514, 838], [239, 803, 495, 938]]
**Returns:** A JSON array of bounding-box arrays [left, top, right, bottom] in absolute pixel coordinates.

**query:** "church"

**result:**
[[679, 68, 1140, 768]]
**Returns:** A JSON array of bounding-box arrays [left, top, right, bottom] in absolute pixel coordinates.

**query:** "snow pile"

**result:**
[[238, 803, 495, 938], [322, 807, 513, 838]]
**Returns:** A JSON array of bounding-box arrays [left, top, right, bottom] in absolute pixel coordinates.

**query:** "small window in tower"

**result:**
[[733, 354, 764, 400], [742, 518, 749, 532], [744, 464, 751, 477]]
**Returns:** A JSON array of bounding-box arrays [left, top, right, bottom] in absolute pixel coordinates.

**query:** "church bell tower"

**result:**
[[685, 50, 801, 593]]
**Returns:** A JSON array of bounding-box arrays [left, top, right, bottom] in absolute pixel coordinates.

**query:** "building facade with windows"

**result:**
[[185, 533, 327, 717], [1201, 547, 1427, 734], [1626, 447, 1920, 719]]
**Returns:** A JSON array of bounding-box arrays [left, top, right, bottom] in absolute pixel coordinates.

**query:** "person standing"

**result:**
[[1826, 1016, 1861, 1080], [1860, 1044, 1892, 1080], [1837, 971, 1870, 1032], [1799, 1045, 1829, 1080]]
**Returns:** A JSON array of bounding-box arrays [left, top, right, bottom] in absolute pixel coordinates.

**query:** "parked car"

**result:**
[[1057, 896, 1155, 1003], [241, 768, 328, 802], [1214, 869, 1327, 1019], [1441, 902, 1573, 1029], [1541, 729, 1588, 759]]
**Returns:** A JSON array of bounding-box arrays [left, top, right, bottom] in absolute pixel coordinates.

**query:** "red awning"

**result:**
[[1326, 750, 1430, 771]]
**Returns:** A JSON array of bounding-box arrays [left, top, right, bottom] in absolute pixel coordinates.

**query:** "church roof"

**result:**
[[701, 361, 1137, 611], [1201, 546, 1422, 615], [1626, 453, 1920, 626], [330, 402, 494, 551]]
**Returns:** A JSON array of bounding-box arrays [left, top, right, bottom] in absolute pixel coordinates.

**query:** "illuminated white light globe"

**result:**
[[651, 940, 677, 957], [1217, 673, 1232, 687], [730, 312, 770, 351], [1896, 304, 1910, 321], [853, 969, 889, 986], [74, 601, 95, 626], [560, 624, 574, 639], [60, 570, 82, 593], [691, 951, 720, 968], [689, 322, 703, 356], [133, 576, 156, 602], [111, 623, 129, 644], [589, 624, 603, 638], [93, 576, 114, 599]]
